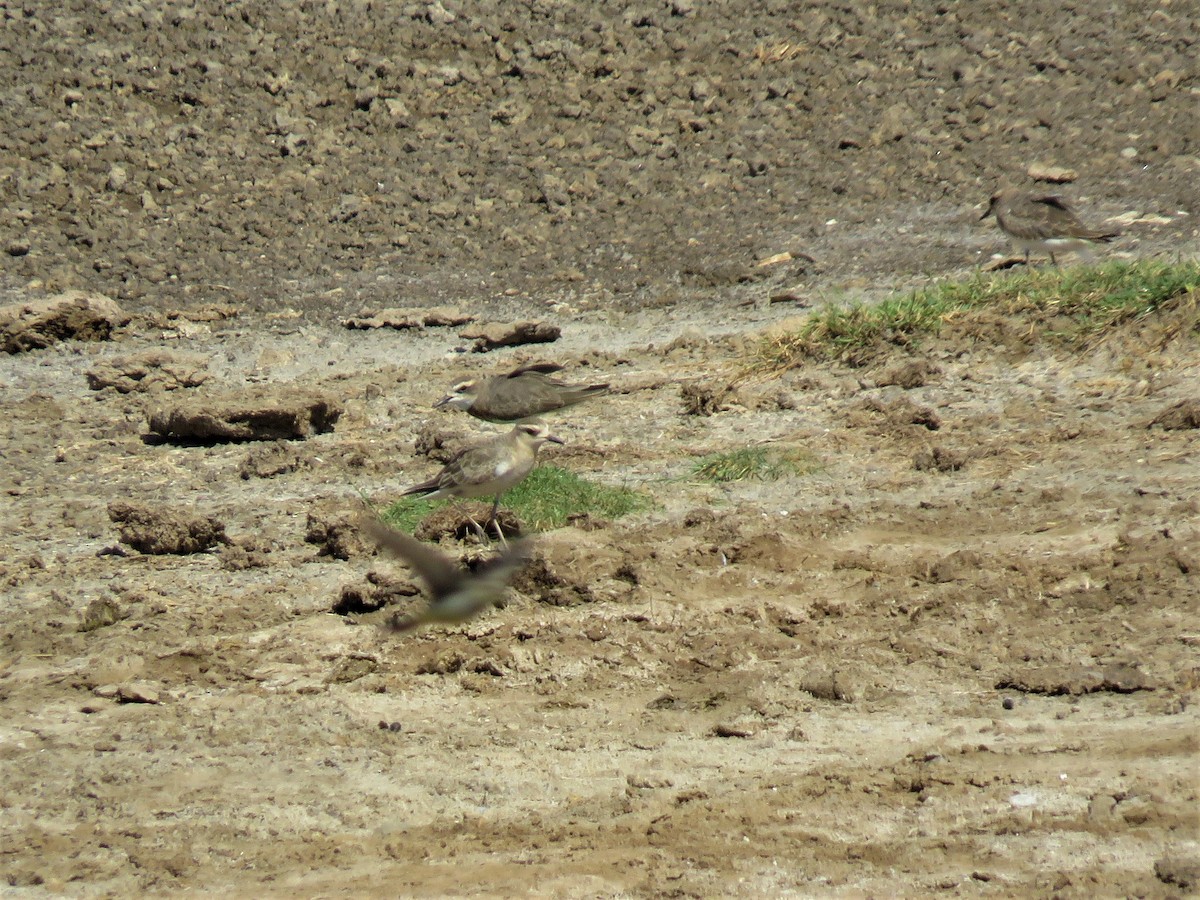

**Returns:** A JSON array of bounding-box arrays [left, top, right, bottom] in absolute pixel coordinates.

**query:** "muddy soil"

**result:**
[[1, 1, 1199, 897]]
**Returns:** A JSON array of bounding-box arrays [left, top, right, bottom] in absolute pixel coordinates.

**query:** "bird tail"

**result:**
[[400, 477, 440, 497], [562, 383, 611, 404], [1091, 229, 1121, 243]]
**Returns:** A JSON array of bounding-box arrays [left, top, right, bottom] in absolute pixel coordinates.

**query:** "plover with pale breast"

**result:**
[[359, 516, 532, 632], [401, 421, 563, 537], [981, 189, 1120, 265], [435, 363, 610, 423]]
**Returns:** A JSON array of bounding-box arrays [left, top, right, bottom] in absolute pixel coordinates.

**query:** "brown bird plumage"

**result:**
[[360, 516, 532, 632], [435, 363, 610, 423], [402, 422, 563, 536], [981, 190, 1120, 265]]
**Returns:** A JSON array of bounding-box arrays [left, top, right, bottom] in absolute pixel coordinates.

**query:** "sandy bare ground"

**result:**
[[1, 284, 1197, 896], [2, 0, 1199, 895]]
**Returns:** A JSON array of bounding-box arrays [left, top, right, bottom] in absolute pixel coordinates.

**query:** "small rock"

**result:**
[[1027, 162, 1077, 183], [78, 597, 122, 632], [332, 577, 418, 615], [117, 681, 160, 704], [712, 722, 754, 738], [327, 655, 379, 684], [106, 165, 129, 191]]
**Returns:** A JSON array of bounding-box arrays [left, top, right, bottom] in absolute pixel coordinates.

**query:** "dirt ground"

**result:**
[[2, 2, 1199, 897]]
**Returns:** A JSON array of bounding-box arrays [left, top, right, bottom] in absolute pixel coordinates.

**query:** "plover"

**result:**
[[435, 363, 610, 423], [981, 190, 1120, 265], [402, 421, 564, 536], [360, 516, 531, 632]]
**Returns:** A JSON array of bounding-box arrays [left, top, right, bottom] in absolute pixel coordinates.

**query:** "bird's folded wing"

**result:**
[[508, 362, 565, 378]]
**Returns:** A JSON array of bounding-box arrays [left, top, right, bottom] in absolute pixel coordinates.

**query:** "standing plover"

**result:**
[[981, 190, 1120, 265], [402, 421, 563, 537], [435, 363, 610, 423], [359, 516, 531, 632]]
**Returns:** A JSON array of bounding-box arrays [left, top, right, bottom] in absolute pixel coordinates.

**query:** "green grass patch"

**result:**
[[758, 259, 1199, 369], [379, 464, 650, 533], [691, 446, 819, 484], [379, 495, 440, 534]]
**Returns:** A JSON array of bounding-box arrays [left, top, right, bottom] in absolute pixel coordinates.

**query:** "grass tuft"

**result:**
[[691, 446, 819, 484], [380, 464, 649, 534], [379, 496, 439, 534], [757, 259, 1200, 370]]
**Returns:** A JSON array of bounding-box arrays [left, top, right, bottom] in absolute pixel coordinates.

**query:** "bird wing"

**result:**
[[507, 362, 565, 378], [359, 516, 461, 598], [440, 444, 493, 491], [1029, 194, 1117, 239], [1030, 194, 1078, 216], [487, 374, 609, 419], [383, 539, 534, 633]]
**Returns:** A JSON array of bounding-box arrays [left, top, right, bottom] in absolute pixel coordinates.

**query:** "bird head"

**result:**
[[435, 379, 479, 410], [980, 192, 1003, 221], [514, 421, 564, 446]]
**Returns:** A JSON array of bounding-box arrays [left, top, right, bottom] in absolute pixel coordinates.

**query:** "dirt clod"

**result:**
[[148, 391, 342, 442], [460, 321, 562, 352], [1149, 398, 1200, 430], [108, 502, 226, 555], [1, 291, 129, 353], [86, 350, 209, 393]]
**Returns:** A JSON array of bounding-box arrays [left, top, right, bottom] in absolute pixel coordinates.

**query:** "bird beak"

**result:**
[[547, 435, 565, 445], [978, 207, 991, 221], [433, 395, 451, 409]]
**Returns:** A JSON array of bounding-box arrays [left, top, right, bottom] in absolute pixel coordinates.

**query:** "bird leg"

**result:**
[[485, 495, 509, 548], [450, 503, 489, 543], [467, 516, 490, 544]]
